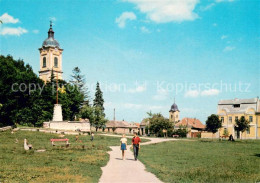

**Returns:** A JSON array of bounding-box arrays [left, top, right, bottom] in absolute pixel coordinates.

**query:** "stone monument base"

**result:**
[[52, 104, 63, 121]]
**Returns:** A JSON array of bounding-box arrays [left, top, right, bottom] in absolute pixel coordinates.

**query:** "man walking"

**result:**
[[132, 132, 141, 161]]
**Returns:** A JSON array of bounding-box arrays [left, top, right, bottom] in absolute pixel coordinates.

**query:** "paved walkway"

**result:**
[[99, 134, 176, 183]]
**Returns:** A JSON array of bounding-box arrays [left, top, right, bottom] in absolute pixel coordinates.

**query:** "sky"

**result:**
[[0, 0, 259, 123]]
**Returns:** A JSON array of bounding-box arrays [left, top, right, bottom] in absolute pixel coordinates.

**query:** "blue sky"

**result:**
[[0, 0, 259, 123]]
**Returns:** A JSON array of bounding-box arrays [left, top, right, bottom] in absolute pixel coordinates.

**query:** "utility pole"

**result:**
[[113, 108, 116, 121]]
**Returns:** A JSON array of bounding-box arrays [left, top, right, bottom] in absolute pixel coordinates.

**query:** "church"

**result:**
[[39, 22, 63, 83], [40, 22, 90, 132]]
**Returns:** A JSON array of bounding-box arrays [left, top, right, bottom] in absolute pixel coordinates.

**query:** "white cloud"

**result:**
[[50, 17, 56, 22], [124, 103, 163, 110], [213, 23, 217, 26], [140, 26, 150, 33], [223, 46, 235, 52], [221, 35, 228, 40], [184, 90, 200, 98], [185, 89, 220, 97], [201, 3, 215, 11], [128, 85, 146, 93], [124, 0, 199, 23], [32, 29, 39, 34], [0, 27, 27, 36], [152, 89, 168, 101], [115, 12, 137, 28], [201, 89, 220, 96], [0, 13, 19, 24]]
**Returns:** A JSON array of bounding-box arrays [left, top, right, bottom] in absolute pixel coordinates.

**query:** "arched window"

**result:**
[[54, 57, 58, 68], [42, 57, 46, 68]]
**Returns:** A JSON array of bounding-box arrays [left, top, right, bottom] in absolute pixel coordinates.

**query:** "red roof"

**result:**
[[175, 118, 205, 129]]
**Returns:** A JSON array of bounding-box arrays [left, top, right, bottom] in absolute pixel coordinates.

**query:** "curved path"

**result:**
[[99, 134, 177, 183]]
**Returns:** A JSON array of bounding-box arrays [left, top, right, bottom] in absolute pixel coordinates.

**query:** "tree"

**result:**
[[0, 55, 86, 127], [235, 116, 250, 139], [92, 107, 107, 131], [70, 67, 89, 102], [206, 114, 222, 138], [93, 82, 105, 114], [80, 105, 95, 126], [148, 113, 173, 137]]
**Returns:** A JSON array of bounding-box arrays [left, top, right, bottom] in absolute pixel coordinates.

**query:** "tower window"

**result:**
[[233, 104, 240, 108], [221, 117, 224, 123], [249, 116, 253, 122], [54, 57, 58, 68], [42, 57, 46, 68]]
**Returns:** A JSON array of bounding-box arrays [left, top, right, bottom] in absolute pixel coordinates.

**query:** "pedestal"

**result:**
[[52, 104, 63, 121]]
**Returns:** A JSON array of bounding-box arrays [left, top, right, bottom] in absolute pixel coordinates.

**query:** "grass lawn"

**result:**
[[138, 139, 260, 183], [0, 130, 146, 182]]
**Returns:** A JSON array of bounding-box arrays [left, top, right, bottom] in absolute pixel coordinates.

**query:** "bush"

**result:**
[[173, 128, 188, 138]]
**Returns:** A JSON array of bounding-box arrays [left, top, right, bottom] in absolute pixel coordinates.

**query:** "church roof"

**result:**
[[169, 102, 180, 112], [42, 22, 60, 48]]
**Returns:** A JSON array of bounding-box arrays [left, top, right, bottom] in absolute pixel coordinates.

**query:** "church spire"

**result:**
[[48, 21, 54, 38]]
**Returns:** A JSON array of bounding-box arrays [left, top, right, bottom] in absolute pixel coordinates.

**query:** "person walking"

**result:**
[[91, 132, 94, 141], [120, 134, 127, 160], [132, 132, 141, 161]]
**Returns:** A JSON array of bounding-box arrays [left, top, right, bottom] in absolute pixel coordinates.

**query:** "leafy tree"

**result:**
[[148, 113, 173, 137], [0, 55, 45, 127], [206, 114, 222, 138], [172, 127, 188, 138], [0, 55, 85, 127], [80, 105, 95, 126], [235, 116, 250, 139], [93, 82, 105, 115]]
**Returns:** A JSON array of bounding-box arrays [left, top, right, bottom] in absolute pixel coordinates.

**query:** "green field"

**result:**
[[0, 130, 146, 182], [139, 139, 260, 183]]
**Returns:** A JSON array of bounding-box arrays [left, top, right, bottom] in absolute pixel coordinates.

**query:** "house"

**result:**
[[217, 97, 260, 139], [175, 118, 205, 138], [140, 119, 149, 135], [105, 120, 139, 134]]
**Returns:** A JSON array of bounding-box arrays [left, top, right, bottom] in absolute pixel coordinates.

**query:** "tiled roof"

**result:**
[[175, 118, 205, 129], [218, 98, 258, 105], [106, 121, 138, 128]]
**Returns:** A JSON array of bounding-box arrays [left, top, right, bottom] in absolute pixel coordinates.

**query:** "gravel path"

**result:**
[[99, 134, 176, 183]]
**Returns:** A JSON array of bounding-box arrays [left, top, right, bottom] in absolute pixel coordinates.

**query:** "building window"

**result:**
[[221, 117, 224, 123], [235, 116, 238, 122], [249, 116, 253, 123], [54, 57, 58, 68], [233, 104, 240, 108], [42, 57, 46, 68], [247, 127, 250, 134], [171, 115, 173, 119], [229, 117, 232, 123]]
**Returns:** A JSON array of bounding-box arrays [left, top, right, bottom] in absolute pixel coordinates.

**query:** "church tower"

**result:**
[[39, 22, 63, 82], [169, 100, 180, 123]]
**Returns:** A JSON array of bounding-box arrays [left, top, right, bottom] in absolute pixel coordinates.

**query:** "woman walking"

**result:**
[[120, 134, 127, 160]]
